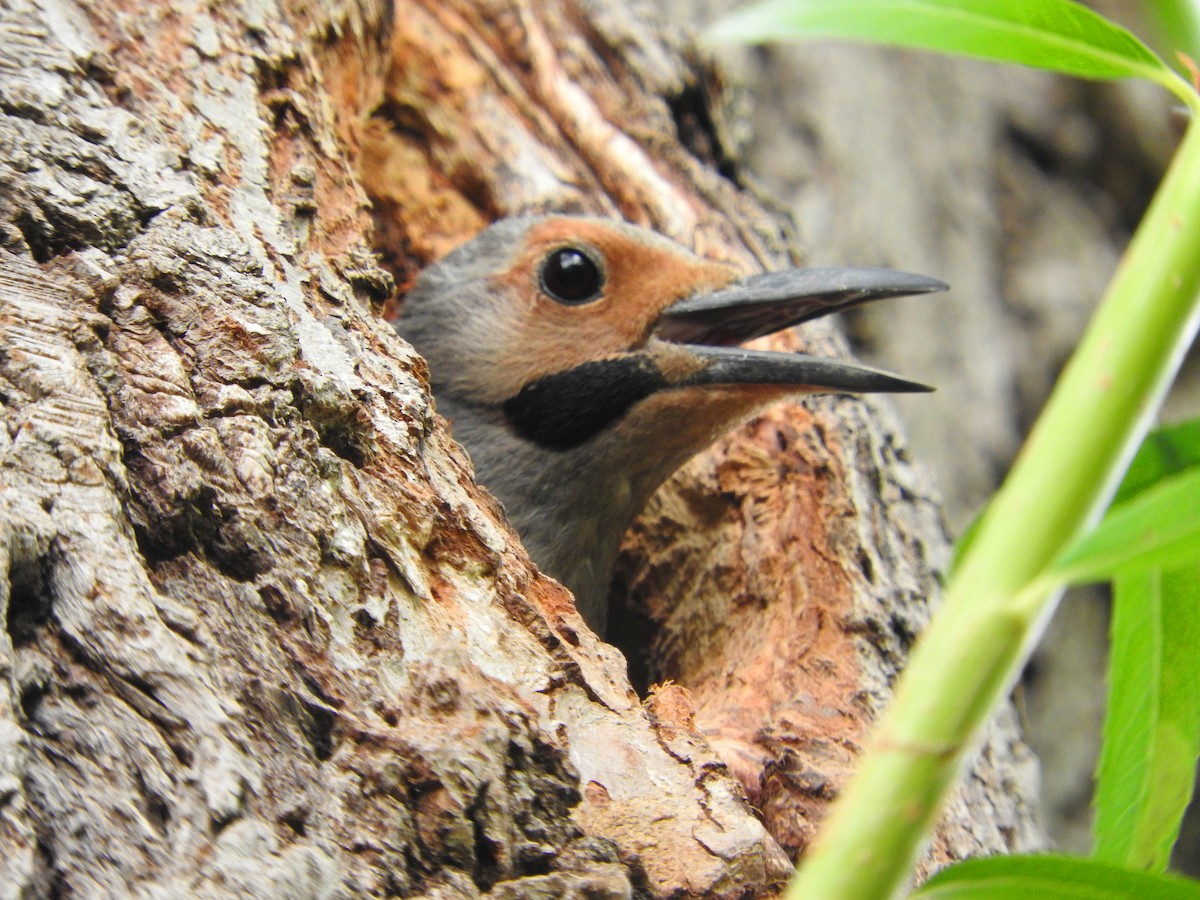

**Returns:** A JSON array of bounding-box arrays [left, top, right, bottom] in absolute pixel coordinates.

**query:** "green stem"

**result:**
[[788, 114, 1200, 899]]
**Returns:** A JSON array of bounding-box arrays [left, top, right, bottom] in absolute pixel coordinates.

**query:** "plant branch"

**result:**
[[788, 112, 1200, 900]]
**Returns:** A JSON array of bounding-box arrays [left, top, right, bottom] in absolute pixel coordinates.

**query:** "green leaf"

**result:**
[[1051, 466, 1200, 583], [1093, 565, 1200, 871], [913, 854, 1200, 898], [948, 501, 987, 577], [1148, 0, 1200, 66], [1114, 417, 1200, 505], [705, 0, 1193, 105]]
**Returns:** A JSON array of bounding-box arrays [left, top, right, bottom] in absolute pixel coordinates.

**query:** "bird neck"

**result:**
[[434, 395, 675, 633]]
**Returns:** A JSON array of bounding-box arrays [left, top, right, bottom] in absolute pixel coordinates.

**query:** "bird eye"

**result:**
[[539, 247, 605, 305]]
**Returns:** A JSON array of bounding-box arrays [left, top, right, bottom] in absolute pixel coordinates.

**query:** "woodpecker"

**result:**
[[397, 216, 943, 633]]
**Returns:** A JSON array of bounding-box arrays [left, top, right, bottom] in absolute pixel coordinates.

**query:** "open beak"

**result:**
[[503, 267, 942, 451], [655, 267, 945, 394]]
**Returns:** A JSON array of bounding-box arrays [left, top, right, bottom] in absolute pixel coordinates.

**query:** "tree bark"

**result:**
[[0, 0, 1038, 896]]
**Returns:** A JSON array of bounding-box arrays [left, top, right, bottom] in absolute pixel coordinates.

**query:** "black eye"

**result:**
[[539, 247, 604, 305]]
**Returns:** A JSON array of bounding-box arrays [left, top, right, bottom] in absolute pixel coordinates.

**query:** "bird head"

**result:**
[[397, 216, 942, 630]]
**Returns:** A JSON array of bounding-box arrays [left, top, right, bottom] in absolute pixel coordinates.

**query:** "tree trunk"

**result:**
[[0, 0, 1038, 896]]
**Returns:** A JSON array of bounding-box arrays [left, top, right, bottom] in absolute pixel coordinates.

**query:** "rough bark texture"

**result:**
[[356, 0, 1042, 873], [0, 0, 1042, 896]]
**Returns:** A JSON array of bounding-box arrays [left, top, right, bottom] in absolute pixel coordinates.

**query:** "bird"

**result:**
[[396, 216, 943, 634]]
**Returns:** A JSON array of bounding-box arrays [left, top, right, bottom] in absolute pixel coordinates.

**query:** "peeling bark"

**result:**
[[0, 0, 1037, 896]]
